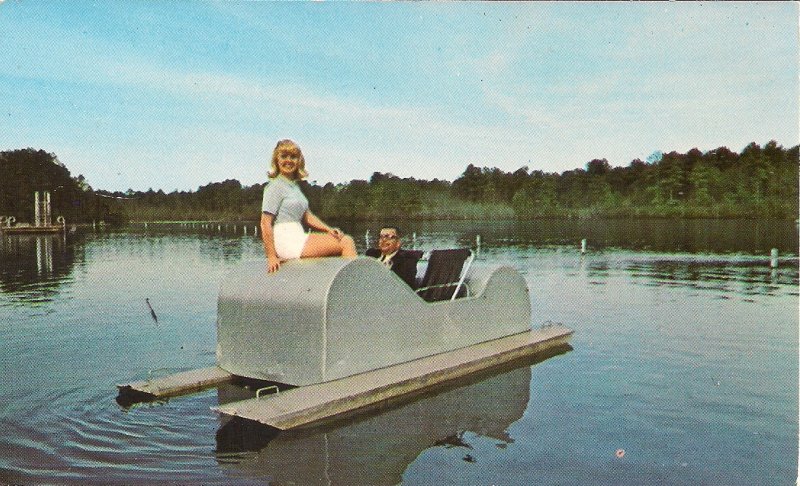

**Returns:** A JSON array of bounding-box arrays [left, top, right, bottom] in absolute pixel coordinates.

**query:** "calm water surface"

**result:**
[[1, 219, 797, 485]]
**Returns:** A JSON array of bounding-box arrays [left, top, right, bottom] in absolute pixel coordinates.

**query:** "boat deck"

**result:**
[[213, 324, 572, 429], [118, 325, 572, 428]]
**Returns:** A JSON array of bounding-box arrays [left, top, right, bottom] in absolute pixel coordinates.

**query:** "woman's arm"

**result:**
[[260, 212, 281, 273], [303, 210, 343, 239]]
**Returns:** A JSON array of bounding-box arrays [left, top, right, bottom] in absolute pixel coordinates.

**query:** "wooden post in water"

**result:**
[[34, 191, 40, 227], [412, 232, 417, 250], [476, 235, 481, 258], [770, 248, 779, 269], [365, 229, 370, 247], [581, 239, 587, 255]]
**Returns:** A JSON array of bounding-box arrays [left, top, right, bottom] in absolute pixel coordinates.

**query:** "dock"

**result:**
[[212, 324, 572, 430], [1, 190, 65, 235], [1, 225, 64, 235]]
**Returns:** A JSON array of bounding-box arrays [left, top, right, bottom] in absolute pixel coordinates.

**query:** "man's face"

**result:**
[[377, 227, 401, 255]]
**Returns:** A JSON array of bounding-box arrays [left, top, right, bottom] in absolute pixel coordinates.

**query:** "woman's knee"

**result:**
[[339, 234, 356, 256]]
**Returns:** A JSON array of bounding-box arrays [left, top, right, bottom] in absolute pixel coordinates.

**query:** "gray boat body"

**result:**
[[216, 256, 531, 386]]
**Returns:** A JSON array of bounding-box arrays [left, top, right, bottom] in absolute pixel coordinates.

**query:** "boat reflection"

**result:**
[[215, 345, 571, 485]]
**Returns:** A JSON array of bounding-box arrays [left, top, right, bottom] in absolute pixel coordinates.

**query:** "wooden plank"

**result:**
[[117, 366, 233, 399], [212, 325, 572, 430], [1, 226, 63, 234]]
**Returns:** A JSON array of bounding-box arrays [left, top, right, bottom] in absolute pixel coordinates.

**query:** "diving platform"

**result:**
[[1, 191, 65, 235]]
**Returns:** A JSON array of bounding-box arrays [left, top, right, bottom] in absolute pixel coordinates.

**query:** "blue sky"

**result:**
[[1, 1, 797, 192]]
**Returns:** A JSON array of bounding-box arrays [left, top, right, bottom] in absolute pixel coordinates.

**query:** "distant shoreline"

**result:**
[[116, 214, 798, 225]]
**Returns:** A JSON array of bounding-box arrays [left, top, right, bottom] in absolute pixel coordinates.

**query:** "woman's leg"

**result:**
[[339, 234, 357, 257], [301, 232, 357, 258]]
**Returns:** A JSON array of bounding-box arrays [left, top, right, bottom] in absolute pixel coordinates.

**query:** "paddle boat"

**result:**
[[118, 250, 573, 429]]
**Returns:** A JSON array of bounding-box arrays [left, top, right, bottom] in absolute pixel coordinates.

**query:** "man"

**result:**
[[365, 226, 421, 289]]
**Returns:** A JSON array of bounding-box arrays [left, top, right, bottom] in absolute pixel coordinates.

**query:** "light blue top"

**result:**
[[261, 176, 309, 225]]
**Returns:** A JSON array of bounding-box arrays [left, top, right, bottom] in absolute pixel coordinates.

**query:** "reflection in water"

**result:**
[[0, 233, 79, 300], [624, 256, 798, 296], [215, 347, 571, 485], [1, 222, 796, 484]]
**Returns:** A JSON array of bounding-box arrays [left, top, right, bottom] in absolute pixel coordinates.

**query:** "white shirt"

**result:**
[[380, 250, 398, 267]]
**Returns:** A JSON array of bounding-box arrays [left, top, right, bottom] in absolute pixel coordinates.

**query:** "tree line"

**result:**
[[0, 141, 796, 225]]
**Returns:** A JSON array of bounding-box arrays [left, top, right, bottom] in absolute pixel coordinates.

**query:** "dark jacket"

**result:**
[[365, 248, 422, 289]]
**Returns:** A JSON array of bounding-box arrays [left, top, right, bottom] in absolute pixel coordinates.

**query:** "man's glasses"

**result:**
[[378, 234, 398, 240]]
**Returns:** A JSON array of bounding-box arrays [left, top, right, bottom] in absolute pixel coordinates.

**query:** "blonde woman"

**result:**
[[260, 139, 357, 273]]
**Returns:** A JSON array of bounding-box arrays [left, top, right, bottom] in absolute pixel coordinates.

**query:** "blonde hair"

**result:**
[[268, 139, 308, 180]]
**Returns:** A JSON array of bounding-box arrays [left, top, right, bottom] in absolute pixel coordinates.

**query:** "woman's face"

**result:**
[[276, 149, 300, 178]]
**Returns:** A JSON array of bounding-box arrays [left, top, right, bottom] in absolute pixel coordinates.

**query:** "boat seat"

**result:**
[[415, 249, 474, 302]]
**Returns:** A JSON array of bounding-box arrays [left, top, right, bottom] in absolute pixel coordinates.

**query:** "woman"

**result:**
[[261, 139, 357, 273]]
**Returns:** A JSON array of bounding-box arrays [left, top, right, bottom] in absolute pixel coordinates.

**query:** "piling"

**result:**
[[770, 248, 779, 269], [365, 229, 370, 247], [34, 192, 40, 227], [412, 232, 417, 249], [476, 235, 481, 258], [581, 239, 587, 255]]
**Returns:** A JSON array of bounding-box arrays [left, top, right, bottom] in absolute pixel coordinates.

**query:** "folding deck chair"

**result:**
[[415, 248, 474, 302]]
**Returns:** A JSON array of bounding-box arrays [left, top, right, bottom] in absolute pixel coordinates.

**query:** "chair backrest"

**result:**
[[406, 250, 424, 261], [416, 248, 473, 302]]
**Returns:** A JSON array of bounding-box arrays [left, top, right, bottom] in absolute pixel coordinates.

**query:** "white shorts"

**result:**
[[273, 222, 309, 260]]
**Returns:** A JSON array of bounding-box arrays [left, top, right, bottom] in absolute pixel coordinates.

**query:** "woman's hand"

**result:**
[[328, 227, 344, 240], [267, 255, 281, 273]]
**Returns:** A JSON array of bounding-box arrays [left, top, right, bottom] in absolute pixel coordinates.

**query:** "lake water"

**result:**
[[1, 219, 797, 485]]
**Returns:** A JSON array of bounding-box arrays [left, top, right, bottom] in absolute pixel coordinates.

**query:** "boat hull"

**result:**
[[216, 257, 532, 386]]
